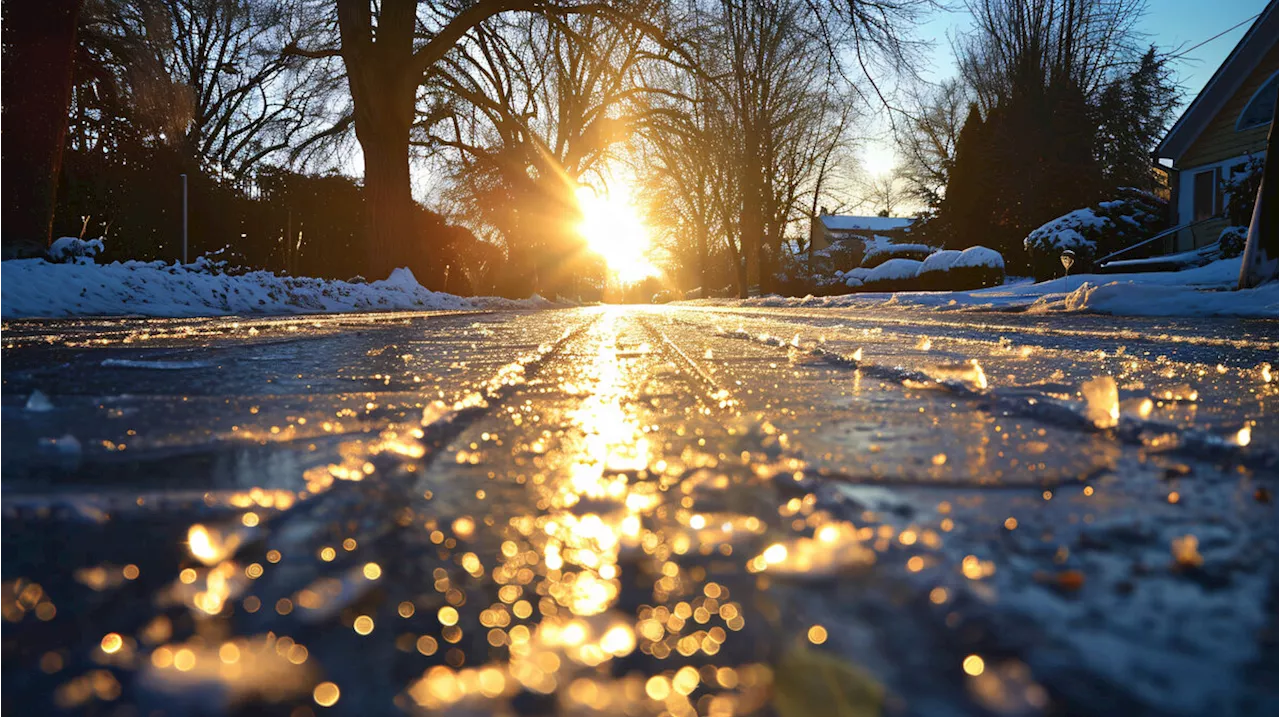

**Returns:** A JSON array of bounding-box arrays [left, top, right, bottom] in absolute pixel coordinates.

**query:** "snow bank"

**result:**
[[1, 258, 553, 319], [694, 259, 1276, 318]]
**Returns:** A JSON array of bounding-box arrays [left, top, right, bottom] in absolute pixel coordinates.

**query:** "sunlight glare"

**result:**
[[575, 186, 657, 283], [861, 144, 896, 178]]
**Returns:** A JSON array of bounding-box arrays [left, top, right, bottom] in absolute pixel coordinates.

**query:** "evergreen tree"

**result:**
[[939, 103, 990, 249], [2, 0, 84, 254], [1097, 46, 1179, 191]]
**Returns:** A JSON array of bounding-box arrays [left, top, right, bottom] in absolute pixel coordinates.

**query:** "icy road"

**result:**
[[2, 305, 1277, 717]]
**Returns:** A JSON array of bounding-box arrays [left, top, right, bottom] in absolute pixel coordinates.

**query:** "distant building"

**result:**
[[808, 210, 915, 255], [1155, 0, 1277, 251]]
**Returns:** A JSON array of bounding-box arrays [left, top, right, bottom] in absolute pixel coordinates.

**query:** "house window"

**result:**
[[1193, 170, 1216, 221], [1237, 72, 1278, 131]]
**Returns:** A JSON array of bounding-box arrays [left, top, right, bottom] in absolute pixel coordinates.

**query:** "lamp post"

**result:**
[[180, 173, 189, 264], [1060, 249, 1076, 278]]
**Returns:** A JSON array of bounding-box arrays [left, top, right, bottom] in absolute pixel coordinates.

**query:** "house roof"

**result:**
[[818, 215, 915, 232], [1155, 0, 1278, 161]]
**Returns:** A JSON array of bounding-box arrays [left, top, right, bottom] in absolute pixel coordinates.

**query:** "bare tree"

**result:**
[[70, 0, 337, 181], [895, 77, 968, 210], [639, 0, 865, 295], [422, 8, 664, 294], [283, 0, 925, 285], [957, 0, 1145, 113], [856, 166, 911, 216]]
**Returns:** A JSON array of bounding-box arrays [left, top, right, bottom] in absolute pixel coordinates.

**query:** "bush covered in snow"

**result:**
[[914, 250, 961, 289], [858, 258, 923, 292], [1023, 189, 1166, 280], [1222, 156, 1264, 226], [861, 242, 936, 269], [47, 236, 105, 264], [915, 246, 1005, 290], [1219, 226, 1248, 258]]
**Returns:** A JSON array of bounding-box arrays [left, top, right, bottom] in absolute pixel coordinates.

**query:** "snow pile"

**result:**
[[2, 256, 554, 319], [696, 258, 1275, 318]]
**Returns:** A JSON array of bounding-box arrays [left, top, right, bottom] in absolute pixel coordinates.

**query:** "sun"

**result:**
[[575, 185, 658, 283], [861, 144, 897, 178]]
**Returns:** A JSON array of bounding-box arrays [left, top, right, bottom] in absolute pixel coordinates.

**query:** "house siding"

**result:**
[[1169, 47, 1276, 251], [1179, 53, 1277, 169]]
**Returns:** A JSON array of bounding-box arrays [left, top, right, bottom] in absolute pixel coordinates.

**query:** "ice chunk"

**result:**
[[25, 390, 53, 412], [1081, 376, 1119, 429]]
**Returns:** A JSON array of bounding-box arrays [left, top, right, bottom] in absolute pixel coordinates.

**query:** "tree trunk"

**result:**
[[337, 0, 444, 286], [356, 119, 420, 281], [740, 181, 762, 297], [1, 0, 83, 254]]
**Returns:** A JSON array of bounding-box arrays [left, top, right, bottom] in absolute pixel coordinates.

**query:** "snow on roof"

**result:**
[[819, 215, 915, 232]]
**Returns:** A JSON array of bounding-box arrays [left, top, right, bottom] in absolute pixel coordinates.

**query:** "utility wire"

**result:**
[[1168, 13, 1261, 60]]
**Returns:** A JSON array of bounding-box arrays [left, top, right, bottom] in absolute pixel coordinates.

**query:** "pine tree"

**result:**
[[2, 0, 84, 253], [1097, 46, 1179, 191], [940, 103, 990, 248]]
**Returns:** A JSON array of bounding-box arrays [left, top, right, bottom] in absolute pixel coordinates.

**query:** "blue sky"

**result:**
[[859, 0, 1269, 177], [915, 0, 1264, 94]]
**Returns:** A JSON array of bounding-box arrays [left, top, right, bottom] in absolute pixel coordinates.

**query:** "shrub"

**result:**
[[1023, 189, 1166, 280], [915, 246, 1005, 290], [914, 249, 961, 289], [1219, 226, 1248, 258], [1222, 157, 1264, 226], [861, 242, 936, 268], [47, 236, 104, 264], [859, 258, 923, 292]]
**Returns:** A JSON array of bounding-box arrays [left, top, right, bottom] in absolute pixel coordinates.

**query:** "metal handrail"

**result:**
[[1095, 213, 1225, 265]]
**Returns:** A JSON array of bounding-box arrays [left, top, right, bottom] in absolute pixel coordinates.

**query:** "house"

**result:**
[[1155, 0, 1277, 252], [808, 210, 915, 255]]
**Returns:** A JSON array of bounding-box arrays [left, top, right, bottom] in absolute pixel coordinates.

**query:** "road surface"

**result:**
[[2, 305, 1277, 716]]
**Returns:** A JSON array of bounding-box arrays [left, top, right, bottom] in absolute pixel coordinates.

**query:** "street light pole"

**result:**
[[180, 173, 189, 264]]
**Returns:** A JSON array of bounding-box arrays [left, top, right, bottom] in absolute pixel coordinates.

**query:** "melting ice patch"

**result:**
[[101, 358, 215, 369]]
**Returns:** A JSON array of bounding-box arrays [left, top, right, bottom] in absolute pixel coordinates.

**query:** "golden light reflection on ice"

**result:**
[[748, 521, 875, 576]]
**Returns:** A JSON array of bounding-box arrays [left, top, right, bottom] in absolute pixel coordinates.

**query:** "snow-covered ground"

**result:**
[[1, 257, 551, 319], [705, 258, 1277, 318]]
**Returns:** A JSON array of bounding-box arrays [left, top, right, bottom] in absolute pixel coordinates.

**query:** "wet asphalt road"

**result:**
[[2, 305, 1277, 717]]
